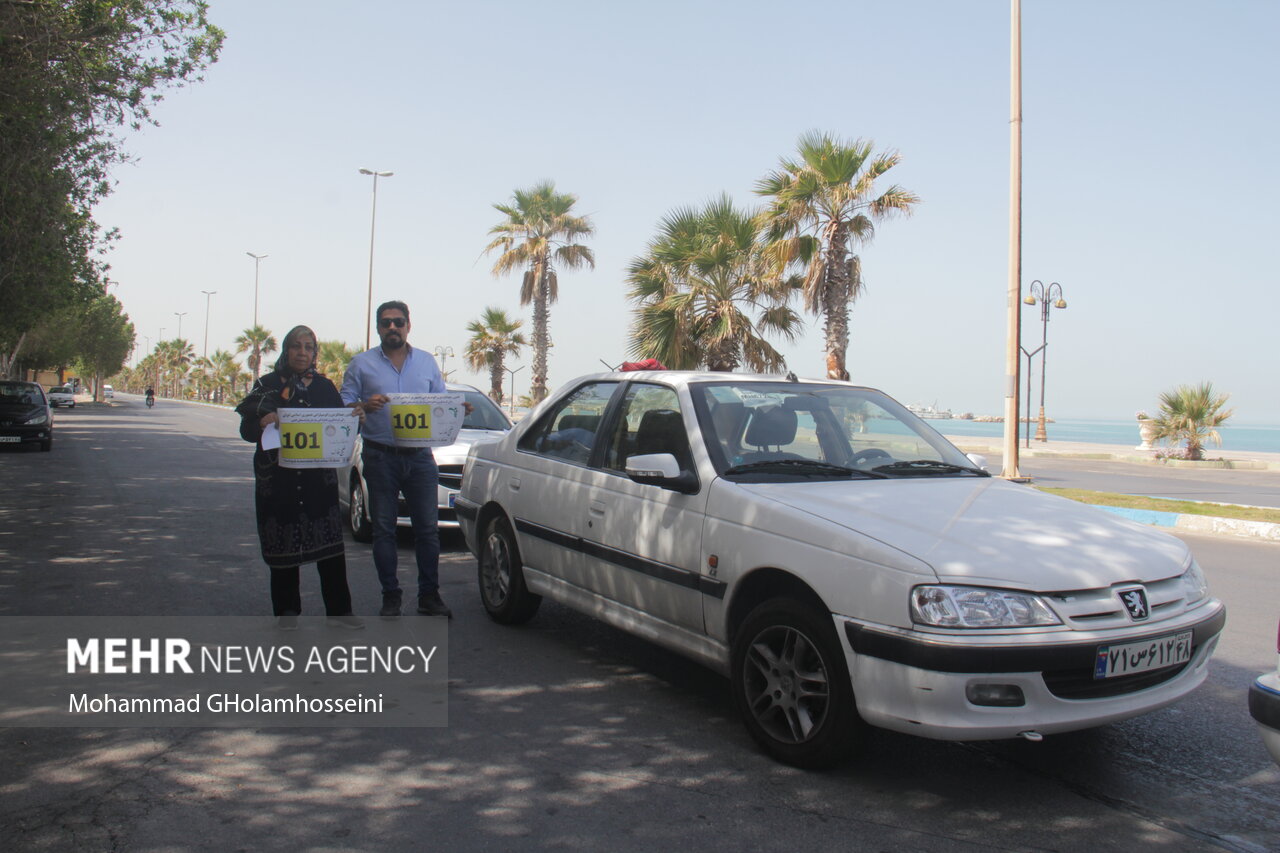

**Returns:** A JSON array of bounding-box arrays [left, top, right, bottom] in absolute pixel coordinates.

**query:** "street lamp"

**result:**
[[359, 168, 393, 350], [503, 364, 525, 417], [174, 312, 188, 342], [246, 252, 268, 328], [433, 345, 454, 374], [1022, 280, 1067, 444], [200, 290, 217, 358]]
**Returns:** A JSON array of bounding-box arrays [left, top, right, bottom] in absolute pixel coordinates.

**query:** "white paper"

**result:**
[[260, 422, 281, 450], [276, 408, 361, 468], [386, 393, 465, 447]]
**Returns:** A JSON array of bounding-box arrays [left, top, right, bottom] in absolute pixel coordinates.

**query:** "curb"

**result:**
[[1090, 504, 1280, 543]]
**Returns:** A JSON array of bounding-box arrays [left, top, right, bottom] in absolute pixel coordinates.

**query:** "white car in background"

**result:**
[[47, 386, 75, 408], [339, 383, 511, 540], [1249, 619, 1280, 767], [457, 371, 1226, 768]]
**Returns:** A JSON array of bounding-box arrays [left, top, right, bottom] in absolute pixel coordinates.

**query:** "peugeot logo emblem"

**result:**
[[1118, 587, 1150, 621]]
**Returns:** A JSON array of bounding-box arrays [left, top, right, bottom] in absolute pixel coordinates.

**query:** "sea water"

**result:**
[[930, 418, 1280, 453]]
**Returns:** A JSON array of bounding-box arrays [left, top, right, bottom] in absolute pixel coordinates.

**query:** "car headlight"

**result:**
[[911, 585, 1062, 628], [1181, 559, 1209, 605], [24, 413, 49, 425]]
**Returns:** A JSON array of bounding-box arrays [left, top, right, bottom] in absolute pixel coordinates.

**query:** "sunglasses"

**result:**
[[378, 317, 406, 329]]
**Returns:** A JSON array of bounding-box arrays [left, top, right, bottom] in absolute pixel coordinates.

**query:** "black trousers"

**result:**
[[270, 554, 353, 616]]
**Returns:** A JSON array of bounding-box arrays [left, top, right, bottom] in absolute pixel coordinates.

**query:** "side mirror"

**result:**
[[966, 453, 989, 473], [625, 453, 698, 494]]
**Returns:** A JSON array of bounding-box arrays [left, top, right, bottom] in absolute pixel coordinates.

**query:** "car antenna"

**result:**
[[785, 371, 798, 382]]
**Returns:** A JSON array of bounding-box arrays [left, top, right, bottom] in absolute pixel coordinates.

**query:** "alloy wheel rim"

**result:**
[[742, 625, 831, 744], [351, 481, 366, 531], [481, 532, 511, 605]]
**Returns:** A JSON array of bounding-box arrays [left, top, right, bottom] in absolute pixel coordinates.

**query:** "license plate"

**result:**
[[0, 436, 20, 442], [1095, 631, 1193, 679]]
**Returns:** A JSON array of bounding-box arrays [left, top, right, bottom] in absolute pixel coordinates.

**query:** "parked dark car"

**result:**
[[0, 381, 54, 451]]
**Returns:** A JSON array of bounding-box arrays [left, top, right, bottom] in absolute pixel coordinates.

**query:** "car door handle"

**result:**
[[589, 500, 606, 518], [508, 477, 520, 492]]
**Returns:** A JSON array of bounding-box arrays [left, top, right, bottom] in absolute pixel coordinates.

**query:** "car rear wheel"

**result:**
[[348, 474, 373, 542], [731, 597, 860, 769], [478, 515, 540, 624]]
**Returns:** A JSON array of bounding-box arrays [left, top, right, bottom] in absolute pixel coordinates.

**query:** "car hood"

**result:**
[[0, 403, 45, 420], [432, 428, 509, 464], [736, 477, 1190, 590]]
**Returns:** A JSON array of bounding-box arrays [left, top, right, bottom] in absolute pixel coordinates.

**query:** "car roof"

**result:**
[[565, 370, 879, 392]]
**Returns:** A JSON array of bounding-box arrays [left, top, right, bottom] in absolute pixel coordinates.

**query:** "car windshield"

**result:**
[[460, 390, 512, 431], [691, 380, 984, 480], [0, 382, 43, 405]]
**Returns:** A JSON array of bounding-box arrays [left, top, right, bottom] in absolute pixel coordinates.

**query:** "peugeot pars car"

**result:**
[[456, 372, 1225, 768], [0, 381, 54, 451], [339, 383, 511, 540]]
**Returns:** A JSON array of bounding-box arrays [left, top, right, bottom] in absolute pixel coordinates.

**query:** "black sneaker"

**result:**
[[417, 592, 452, 619], [380, 591, 402, 620]]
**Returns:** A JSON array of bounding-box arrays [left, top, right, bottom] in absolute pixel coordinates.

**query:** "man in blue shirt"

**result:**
[[341, 300, 452, 619]]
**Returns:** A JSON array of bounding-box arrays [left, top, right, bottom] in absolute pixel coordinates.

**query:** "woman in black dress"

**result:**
[[235, 325, 363, 630]]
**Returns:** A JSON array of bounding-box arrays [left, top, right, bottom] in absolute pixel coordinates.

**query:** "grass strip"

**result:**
[[1037, 488, 1280, 524]]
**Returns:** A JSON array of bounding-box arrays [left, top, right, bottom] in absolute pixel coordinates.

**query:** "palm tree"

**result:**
[[207, 349, 239, 403], [756, 131, 920, 380], [465, 307, 526, 404], [484, 181, 595, 402], [1151, 382, 1234, 460], [317, 340, 357, 380], [153, 338, 194, 398], [234, 325, 277, 380], [627, 195, 802, 372]]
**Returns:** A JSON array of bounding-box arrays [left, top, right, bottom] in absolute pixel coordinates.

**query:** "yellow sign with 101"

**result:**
[[390, 404, 433, 441], [279, 421, 324, 460]]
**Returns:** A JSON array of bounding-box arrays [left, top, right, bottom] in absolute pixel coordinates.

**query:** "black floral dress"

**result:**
[[236, 371, 346, 569]]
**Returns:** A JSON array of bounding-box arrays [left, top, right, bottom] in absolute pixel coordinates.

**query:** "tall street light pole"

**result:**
[[359, 168, 394, 350], [200, 290, 217, 358], [174, 312, 188, 342], [246, 252, 268, 329], [1024, 281, 1066, 443]]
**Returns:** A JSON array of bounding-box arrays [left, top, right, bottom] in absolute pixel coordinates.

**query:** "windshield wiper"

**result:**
[[725, 459, 888, 478], [871, 460, 990, 477]]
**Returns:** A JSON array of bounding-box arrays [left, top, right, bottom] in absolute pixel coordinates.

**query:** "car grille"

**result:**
[[1047, 574, 1188, 629], [1042, 661, 1190, 699], [438, 464, 463, 490]]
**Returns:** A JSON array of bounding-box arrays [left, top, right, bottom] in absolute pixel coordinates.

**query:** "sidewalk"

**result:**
[[937, 431, 1280, 543]]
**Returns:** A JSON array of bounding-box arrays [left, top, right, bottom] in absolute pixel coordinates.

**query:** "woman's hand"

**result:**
[[259, 412, 278, 429]]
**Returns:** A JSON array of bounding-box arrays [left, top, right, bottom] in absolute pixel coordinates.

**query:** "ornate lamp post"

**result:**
[[1022, 280, 1066, 443], [359, 168, 393, 349], [503, 364, 525, 417], [433, 345, 454, 381]]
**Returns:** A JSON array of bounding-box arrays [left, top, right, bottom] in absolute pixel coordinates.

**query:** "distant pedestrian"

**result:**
[[341, 300, 461, 619], [236, 324, 363, 630]]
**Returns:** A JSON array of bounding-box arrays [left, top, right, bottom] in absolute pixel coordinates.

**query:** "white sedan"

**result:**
[[457, 371, 1226, 768]]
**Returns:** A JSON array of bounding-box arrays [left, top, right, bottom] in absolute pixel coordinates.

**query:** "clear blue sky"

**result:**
[[96, 0, 1280, 423]]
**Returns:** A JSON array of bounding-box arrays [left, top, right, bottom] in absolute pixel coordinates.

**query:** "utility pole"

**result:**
[[1000, 0, 1028, 481]]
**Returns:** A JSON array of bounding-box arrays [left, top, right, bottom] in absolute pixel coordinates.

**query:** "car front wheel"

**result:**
[[348, 474, 373, 542], [477, 515, 540, 624], [731, 597, 860, 769]]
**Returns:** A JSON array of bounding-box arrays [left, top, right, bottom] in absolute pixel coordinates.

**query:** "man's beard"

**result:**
[[381, 335, 406, 350]]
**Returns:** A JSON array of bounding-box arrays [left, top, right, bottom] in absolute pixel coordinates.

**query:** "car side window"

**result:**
[[602, 384, 692, 473], [517, 382, 619, 465]]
